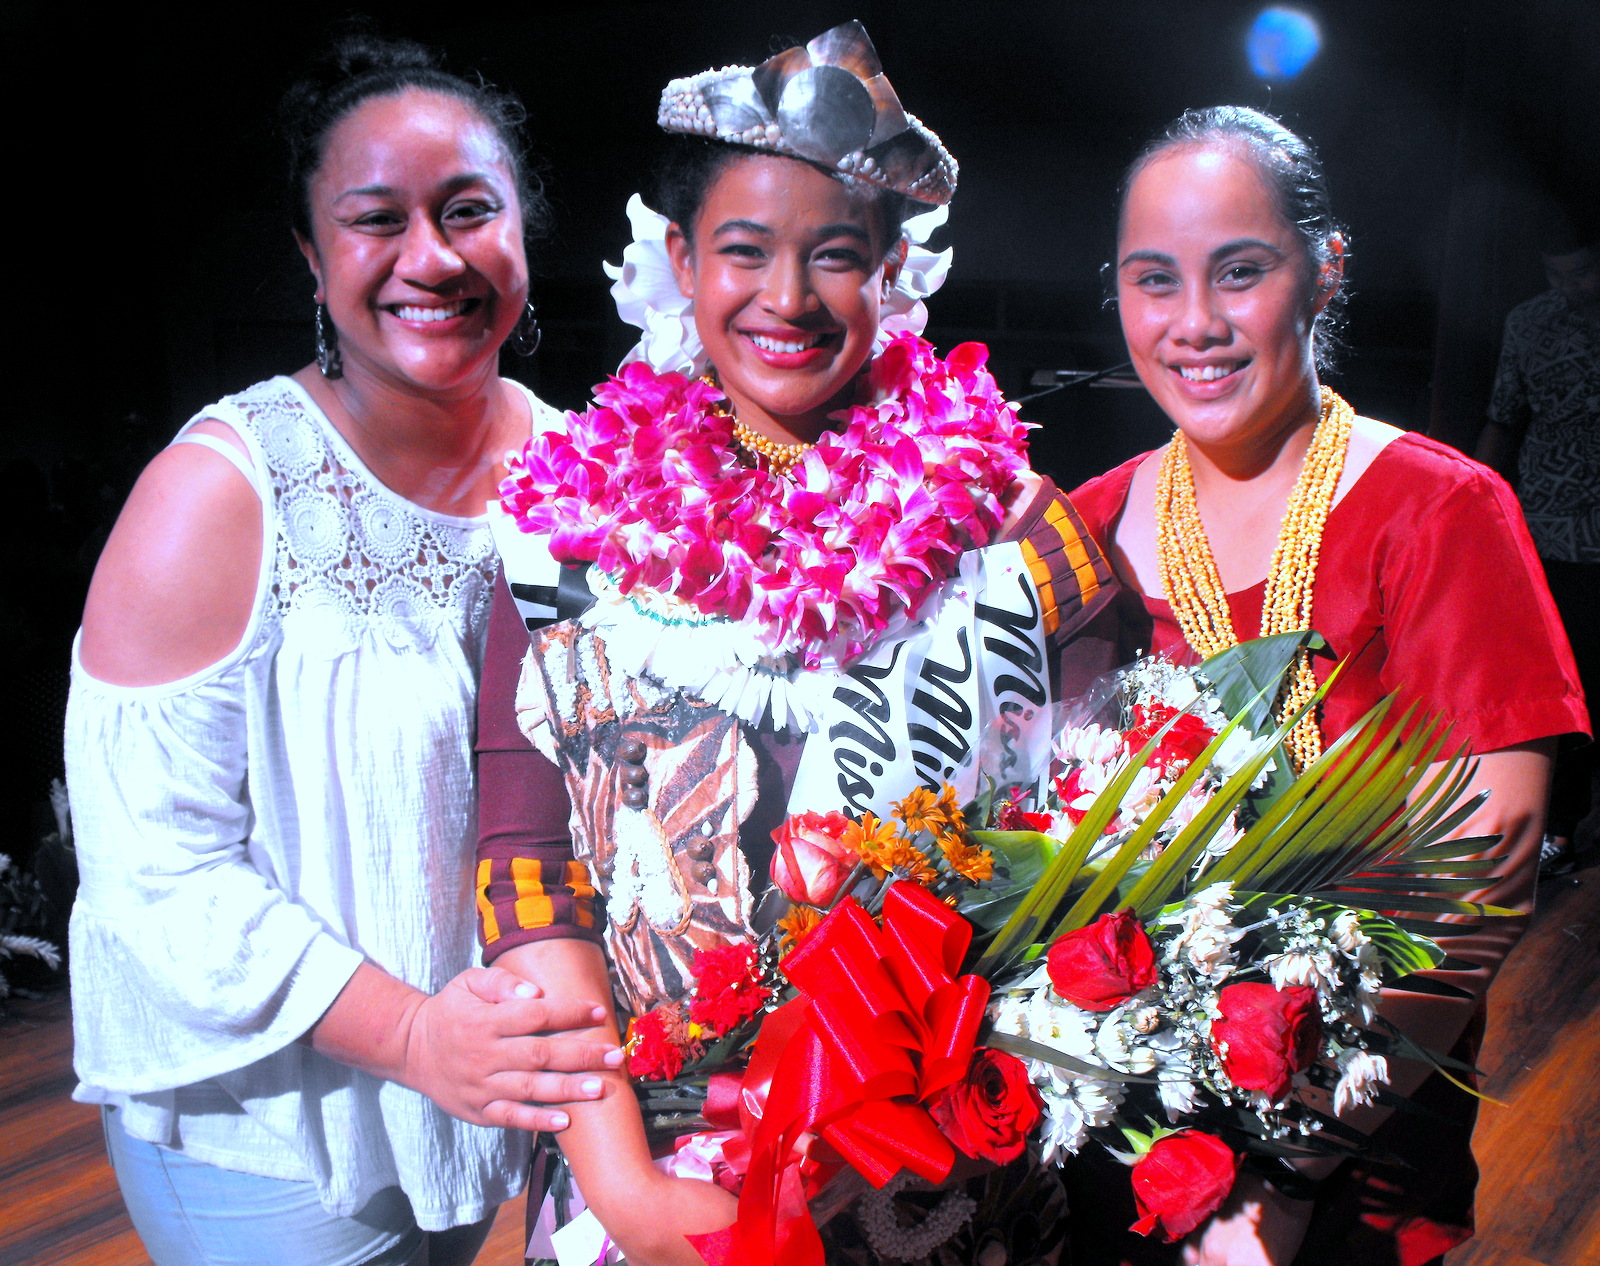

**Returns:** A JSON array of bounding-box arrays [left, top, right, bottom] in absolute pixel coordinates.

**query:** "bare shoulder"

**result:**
[[79, 421, 264, 686]]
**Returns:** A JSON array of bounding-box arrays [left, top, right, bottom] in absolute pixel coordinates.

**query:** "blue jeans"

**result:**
[[102, 1107, 495, 1266]]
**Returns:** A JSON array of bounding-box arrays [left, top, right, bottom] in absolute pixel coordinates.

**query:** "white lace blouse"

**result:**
[[65, 376, 556, 1229]]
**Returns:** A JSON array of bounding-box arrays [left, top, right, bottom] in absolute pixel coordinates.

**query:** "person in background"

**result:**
[[65, 35, 616, 1266], [1477, 213, 1600, 875], [1070, 106, 1585, 1265]]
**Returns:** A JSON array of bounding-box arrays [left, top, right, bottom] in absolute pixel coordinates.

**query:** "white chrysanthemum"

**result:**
[[1161, 886, 1240, 982], [1331, 911, 1371, 955], [1056, 723, 1125, 767], [1355, 962, 1384, 1021], [1035, 1066, 1124, 1164], [1157, 1075, 1205, 1121], [1024, 990, 1099, 1059], [1333, 1048, 1390, 1115], [1095, 1010, 1159, 1074], [1161, 674, 1202, 710], [1264, 946, 1342, 995]]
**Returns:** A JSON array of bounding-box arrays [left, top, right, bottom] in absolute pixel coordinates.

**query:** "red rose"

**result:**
[[1130, 1131, 1239, 1241], [928, 1048, 1044, 1164], [1046, 910, 1158, 1010], [687, 943, 772, 1037], [1210, 982, 1323, 1101], [627, 1007, 686, 1081], [1126, 703, 1216, 774], [770, 810, 856, 907]]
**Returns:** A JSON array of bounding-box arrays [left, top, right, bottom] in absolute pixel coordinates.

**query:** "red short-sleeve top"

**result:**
[[1070, 432, 1588, 752]]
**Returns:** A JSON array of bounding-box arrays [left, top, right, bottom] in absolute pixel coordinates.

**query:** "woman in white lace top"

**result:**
[[64, 35, 619, 1266]]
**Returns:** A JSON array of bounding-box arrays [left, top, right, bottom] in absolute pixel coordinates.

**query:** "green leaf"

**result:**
[[959, 830, 1061, 931], [1199, 631, 1324, 734], [986, 1029, 1161, 1084]]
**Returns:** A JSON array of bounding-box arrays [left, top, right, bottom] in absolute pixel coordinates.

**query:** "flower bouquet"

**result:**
[[619, 633, 1514, 1265]]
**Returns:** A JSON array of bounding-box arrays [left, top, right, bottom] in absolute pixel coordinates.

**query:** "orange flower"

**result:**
[[940, 833, 995, 884], [842, 812, 902, 874], [893, 786, 944, 836], [934, 783, 966, 830], [778, 905, 823, 949], [878, 839, 940, 887]]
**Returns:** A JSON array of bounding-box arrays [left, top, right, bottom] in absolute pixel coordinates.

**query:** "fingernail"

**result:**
[[590, 1005, 607, 1022], [550, 1112, 569, 1130], [603, 1047, 626, 1067], [513, 982, 538, 998], [581, 1077, 603, 1096]]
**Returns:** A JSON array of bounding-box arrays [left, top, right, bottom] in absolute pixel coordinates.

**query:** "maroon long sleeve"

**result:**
[[475, 569, 603, 961]]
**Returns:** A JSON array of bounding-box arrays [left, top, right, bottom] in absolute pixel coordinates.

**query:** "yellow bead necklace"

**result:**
[[1154, 386, 1355, 771], [701, 375, 814, 478]]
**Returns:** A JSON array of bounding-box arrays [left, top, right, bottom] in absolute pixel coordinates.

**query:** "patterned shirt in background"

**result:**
[[1488, 289, 1600, 563]]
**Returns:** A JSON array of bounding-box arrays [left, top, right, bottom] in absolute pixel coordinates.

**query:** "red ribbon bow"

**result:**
[[690, 882, 991, 1266]]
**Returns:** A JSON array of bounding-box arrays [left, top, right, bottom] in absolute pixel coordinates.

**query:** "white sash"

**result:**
[[491, 508, 1056, 819], [788, 542, 1054, 818]]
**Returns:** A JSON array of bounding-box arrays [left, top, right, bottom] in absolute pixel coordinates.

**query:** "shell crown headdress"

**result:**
[[657, 19, 957, 206]]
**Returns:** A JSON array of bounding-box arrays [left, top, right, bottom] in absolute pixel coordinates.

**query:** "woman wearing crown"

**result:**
[[472, 22, 1114, 1266]]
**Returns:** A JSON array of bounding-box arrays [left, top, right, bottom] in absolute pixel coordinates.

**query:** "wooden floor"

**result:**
[[3, 871, 1596, 1266]]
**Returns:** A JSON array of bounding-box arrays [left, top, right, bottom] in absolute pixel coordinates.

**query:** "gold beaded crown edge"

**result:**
[[657, 19, 958, 207]]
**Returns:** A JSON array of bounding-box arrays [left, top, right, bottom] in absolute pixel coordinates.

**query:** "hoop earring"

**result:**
[[315, 303, 343, 380], [510, 302, 541, 356]]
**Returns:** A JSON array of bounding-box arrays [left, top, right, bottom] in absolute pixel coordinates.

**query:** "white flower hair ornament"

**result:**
[[603, 195, 953, 377]]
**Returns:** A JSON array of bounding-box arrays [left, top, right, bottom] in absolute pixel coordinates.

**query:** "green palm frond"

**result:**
[[971, 636, 1513, 980]]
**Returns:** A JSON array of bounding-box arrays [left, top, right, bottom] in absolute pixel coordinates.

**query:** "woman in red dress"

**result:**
[[1069, 107, 1587, 1266]]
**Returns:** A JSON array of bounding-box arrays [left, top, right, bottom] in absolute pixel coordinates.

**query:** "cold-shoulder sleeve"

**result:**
[[475, 572, 602, 962], [65, 647, 364, 1094]]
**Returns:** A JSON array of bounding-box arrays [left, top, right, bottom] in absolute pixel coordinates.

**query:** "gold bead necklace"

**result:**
[[700, 375, 814, 478], [1154, 386, 1355, 771]]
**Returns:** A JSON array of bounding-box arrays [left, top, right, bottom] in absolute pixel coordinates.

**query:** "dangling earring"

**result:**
[[509, 302, 541, 356], [315, 303, 343, 379]]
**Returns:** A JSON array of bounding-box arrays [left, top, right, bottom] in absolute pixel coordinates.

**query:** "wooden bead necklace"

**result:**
[[1154, 386, 1355, 771], [700, 375, 814, 477]]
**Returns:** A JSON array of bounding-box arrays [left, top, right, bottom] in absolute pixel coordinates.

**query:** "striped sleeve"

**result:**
[[475, 573, 604, 961], [476, 846, 602, 959], [1007, 475, 1122, 700], [1012, 477, 1116, 637]]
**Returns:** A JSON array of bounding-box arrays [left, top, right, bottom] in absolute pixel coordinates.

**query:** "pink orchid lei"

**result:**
[[499, 334, 1030, 669]]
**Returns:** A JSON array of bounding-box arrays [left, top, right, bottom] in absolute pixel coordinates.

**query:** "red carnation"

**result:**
[[1125, 703, 1216, 774], [627, 1007, 685, 1081], [687, 943, 772, 1038], [1210, 982, 1324, 1101], [1130, 1131, 1240, 1241], [929, 1048, 1044, 1165], [996, 799, 1055, 833], [1046, 910, 1158, 1010], [770, 810, 857, 908]]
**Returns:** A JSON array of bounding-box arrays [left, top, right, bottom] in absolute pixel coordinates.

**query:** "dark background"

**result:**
[[3, 0, 1596, 866]]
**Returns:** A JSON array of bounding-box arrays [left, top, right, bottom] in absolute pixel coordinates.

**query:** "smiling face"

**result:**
[[666, 154, 899, 443], [1116, 144, 1336, 460], [298, 89, 527, 397]]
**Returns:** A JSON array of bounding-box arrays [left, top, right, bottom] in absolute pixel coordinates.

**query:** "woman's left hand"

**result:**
[[1180, 1174, 1314, 1266]]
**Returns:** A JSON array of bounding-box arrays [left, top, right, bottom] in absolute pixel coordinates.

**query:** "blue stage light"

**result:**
[[1248, 7, 1322, 80]]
